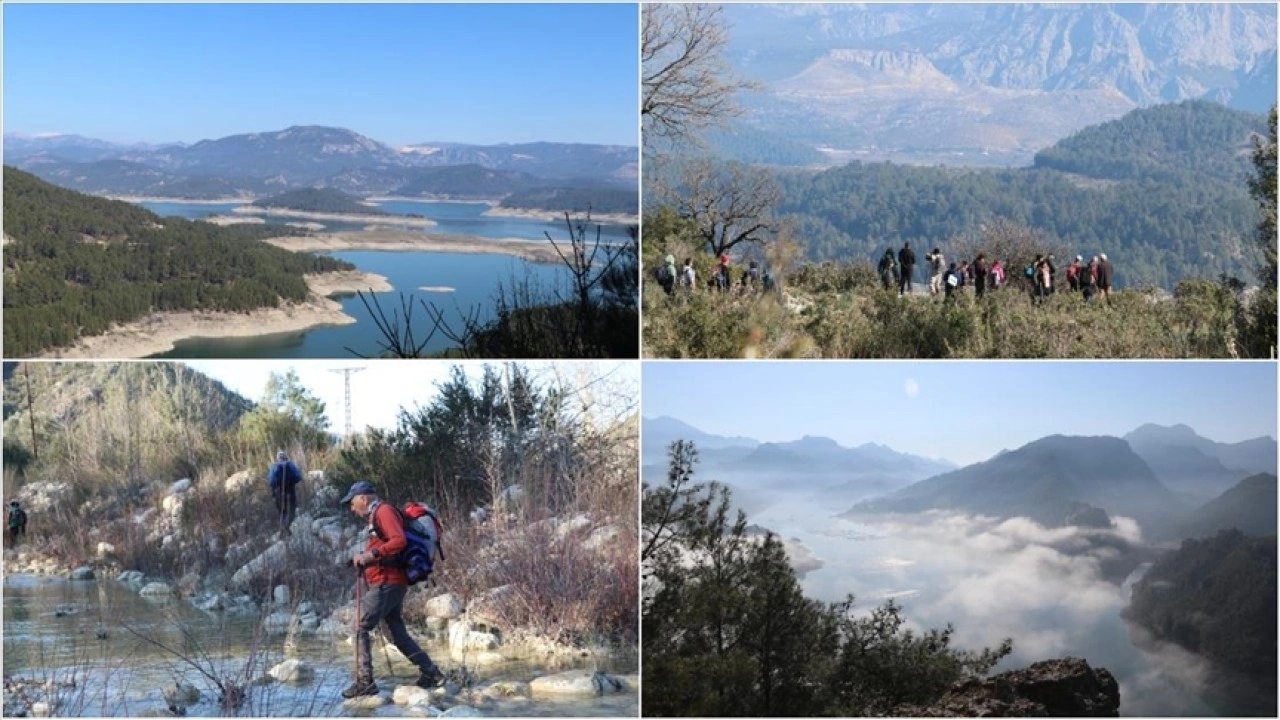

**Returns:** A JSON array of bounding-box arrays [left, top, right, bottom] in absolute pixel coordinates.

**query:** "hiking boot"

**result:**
[[415, 668, 445, 690], [341, 679, 378, 699]]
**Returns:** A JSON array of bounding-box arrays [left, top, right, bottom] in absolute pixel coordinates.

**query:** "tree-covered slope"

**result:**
[[1034, 101, 1267, 183], [776, 101, 1268, 288], [393, 164, 538, 198], [2, 168, 353, 357], [1125, 529, 1276, 710], [3, 362, 253, 454], [499, 186, 639, 215], [1168, 474, 1278, 541], [252, 187, 388, 215]]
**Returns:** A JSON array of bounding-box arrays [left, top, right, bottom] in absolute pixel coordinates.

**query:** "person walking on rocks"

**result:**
[[7, 501, 27, 546], [340, 481, 445, 699], [268, 451, 303, 537]]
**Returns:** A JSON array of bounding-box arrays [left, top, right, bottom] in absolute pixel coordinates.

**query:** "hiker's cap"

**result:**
[[720, 254, 729, 264], [277, 451, 288, 462], [1100, 253, 1108, 261], [8, 501, 18, 507], [340, 481, 377, 504], [1076, 255, 1083, 261]]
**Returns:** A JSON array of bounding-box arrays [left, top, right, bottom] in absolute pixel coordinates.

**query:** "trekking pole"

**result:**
[[353, 566, 362, 683]]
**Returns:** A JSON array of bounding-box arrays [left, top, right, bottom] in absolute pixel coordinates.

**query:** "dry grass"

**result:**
[[642, 268, 1266, 358]]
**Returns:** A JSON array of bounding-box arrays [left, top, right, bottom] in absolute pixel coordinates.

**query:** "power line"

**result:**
[[328, 367, 365, 445]]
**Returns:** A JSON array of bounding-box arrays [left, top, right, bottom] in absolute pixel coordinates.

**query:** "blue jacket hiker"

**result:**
[[268, 451, 303, 537]]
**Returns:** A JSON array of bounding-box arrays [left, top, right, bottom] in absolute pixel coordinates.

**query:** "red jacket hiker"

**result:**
[[363, 500, 410, 586]]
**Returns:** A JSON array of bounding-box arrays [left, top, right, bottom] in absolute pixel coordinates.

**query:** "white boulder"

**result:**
[[425, 593, 464, 620], [268, 659, 314, 684]]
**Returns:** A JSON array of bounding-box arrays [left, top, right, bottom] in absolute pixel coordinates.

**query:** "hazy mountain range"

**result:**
[[644, 416, 1275, 540], [4, 125, 638, 200], [713, 3, 1277, 166], [1125, 423, 1277, 504], [643, 415, 960, 507]]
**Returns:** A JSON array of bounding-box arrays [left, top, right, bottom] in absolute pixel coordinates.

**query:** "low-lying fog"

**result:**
[[717, 475, 1259, 717]]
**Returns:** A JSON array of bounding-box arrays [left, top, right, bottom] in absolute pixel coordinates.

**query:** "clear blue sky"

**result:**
[[643, 362, 1277, 465], [3, 3, 638, 146]]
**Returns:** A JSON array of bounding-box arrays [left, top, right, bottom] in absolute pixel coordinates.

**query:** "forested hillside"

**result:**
[[777, 102, 1267, 288], [1034, 101, 1268, 182], [2, 168, 352, 357], [499, 186, 639, 215], [1124, 530, 1277, 713], [2, 362, 253, 479], [252, 187, 387, 215]]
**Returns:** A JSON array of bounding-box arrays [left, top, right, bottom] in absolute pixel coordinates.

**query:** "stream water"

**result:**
[[2, 574, 637, 717]]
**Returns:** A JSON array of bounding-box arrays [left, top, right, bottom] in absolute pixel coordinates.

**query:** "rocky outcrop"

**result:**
[[902, 658, 1120, 717]]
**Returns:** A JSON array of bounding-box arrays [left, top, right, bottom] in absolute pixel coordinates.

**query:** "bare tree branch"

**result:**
[[642, 4, 756, 148], [657, 157, 782, 257]]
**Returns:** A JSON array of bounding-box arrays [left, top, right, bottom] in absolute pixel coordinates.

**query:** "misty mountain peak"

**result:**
[[791, 435, 841, 450]]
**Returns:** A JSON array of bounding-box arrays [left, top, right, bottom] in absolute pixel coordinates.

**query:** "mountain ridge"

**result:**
[[6, 126, 638, 200]]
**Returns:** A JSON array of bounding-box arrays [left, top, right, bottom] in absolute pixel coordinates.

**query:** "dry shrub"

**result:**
[[645, 261, 1251, 359]]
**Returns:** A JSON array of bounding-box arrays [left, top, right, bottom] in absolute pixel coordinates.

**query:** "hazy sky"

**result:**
[[643, 362, 1277, 465], [182, 359, 637, 437], [3, 3, 638, 146]]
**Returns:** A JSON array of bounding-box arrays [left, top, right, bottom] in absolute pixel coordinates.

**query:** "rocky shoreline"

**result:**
[[32, 270, 392, 359], [3, 472, 635, 717]]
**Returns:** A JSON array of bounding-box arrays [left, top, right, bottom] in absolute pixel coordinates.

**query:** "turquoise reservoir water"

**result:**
[[136, 200, 634, 244], [151, 251, 571, 359]]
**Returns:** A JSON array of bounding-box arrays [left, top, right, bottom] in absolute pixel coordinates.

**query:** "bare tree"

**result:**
[[642, 4, 754, 147], [658, 157, 782, 257]]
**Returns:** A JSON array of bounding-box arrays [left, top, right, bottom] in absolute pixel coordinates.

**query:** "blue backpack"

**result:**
[[376, 502, 444, 586]]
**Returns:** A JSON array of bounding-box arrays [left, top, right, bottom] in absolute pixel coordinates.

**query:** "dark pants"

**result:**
[[975, 276, 986, 298], [8, 524, 25, 546], [357, 582, 437, 681], [899, 266, 914, 295], [272, 487, 297, 536]]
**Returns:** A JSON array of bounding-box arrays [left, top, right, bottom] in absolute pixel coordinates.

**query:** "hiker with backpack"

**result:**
[[8, 501, 27, 547], [943, 262, 960, 301], [715, 255, 731, 292], [339, 480, 446, 699], [898, 243, 916, 296], [657, 255, 677, 295], [878, 249, 897, 290], [1067, 256, 1083, 292], [681, 258, 696, 292], [268, 451, 303, 538], [1081, 256, 1099, 303], [973, 253, 989, 298], [925, 248, 945, 296], [1097, 253, 1114, 304], [990, 259, 1005, 290]]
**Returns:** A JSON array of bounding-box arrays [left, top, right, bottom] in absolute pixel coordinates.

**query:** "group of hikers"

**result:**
[[655, 253, 776, 295], [880, 243, 1115, 304]]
